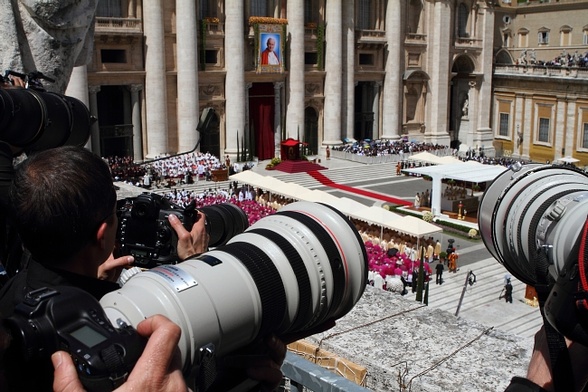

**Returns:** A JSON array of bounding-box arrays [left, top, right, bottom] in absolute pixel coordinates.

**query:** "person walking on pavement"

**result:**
[[435, 261, 444, 284], [504, 278, 513, 303]]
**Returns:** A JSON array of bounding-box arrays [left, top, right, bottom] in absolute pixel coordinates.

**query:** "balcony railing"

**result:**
[[95, 17, 142, 34], [494, 64, 588, 79], [203, 21, 224, 36], [356, 29, 387, 44], [455, 37, 483, 49]]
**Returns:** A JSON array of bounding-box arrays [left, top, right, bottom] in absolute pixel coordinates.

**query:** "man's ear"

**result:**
[[95, 221, 108, 249]]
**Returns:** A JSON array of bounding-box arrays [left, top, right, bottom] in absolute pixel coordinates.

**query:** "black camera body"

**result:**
[[3, 286, 145, 392], [117, 193, 196, 268]]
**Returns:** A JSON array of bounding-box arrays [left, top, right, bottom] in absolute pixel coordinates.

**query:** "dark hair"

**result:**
[[9, 146, 116, 264]]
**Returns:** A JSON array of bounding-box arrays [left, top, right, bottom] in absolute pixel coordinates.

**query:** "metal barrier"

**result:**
[[281, 352, 372, 392]]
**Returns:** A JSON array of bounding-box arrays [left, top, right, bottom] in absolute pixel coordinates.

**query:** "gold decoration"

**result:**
[[248, 17, 288, 26]]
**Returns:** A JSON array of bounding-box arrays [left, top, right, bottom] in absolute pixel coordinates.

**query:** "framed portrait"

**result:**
[[257, 24, 284, 73]]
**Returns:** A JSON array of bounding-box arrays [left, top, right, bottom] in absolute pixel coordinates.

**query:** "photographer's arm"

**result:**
[[52, 315, 190, 392], [506, 326, 588, 392], [168, 212, 209, 260]]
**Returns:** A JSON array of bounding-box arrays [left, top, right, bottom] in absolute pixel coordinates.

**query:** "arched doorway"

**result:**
[[249, 83, 275, 160], [450, 55, 476, 148], [199, 110, 220, 158], [304, 107, 319, 155]]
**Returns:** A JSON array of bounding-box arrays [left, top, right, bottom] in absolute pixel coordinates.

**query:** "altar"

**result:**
[[440, 196, 479, 214]]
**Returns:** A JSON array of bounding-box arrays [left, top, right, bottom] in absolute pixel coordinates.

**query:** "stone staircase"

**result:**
[[422, 257, 543, 339]]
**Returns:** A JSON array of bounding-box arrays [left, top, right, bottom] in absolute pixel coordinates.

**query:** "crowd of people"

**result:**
[[518, 48, 588, 68], [105, 151, 237, 189], [332, 139, 450, 157]]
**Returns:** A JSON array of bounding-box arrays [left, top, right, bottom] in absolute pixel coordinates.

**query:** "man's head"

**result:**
[[10, 146, 117, 266], [266, 38, 275, 52]]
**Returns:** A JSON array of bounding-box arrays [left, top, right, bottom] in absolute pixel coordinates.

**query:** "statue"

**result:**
[[530, 49, 537, 65], [0, 0, 98, 93], [462, 98, 469, 118], [519, 49, 527, 65]]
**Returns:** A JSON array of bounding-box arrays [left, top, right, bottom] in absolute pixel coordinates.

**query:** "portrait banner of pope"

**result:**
[[257, 24, 284, 73]]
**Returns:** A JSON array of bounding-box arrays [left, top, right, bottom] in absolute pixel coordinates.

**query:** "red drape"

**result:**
[[249, 83, 275, 160]]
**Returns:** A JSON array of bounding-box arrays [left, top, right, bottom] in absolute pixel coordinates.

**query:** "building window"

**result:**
[[204, 50, 218, 64], [199, 0, 218, 18], [583, 123, 588, 149], [560, 25, 572, 46], [538, 118, 550, 142], [583, 28, 588, 45], [457, 3, 469, 38], [518, 29, 529, 47], [96, 0, 122, 17], [359, 53, 374, 66], [499, 113, 509, 136], [357, 0, 374, 30], [101, 49, 126, 63], [538, 29, 550, 45], [305, 52, 318, 65], [304, 0, 319, 25], [251, 0, 269, 16]]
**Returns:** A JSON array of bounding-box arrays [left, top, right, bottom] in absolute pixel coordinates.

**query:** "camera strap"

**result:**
[[534, 246, 574, 392]]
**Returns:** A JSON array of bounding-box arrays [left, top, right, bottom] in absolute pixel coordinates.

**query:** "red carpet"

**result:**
[[274, 160, 327, 173], [308, 170, 413, 207]]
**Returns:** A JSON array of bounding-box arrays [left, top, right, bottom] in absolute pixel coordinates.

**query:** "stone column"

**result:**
[[426, 2, 452, 142], [565, 99, 576, 157], [88, 86, 101, 155], [225, 0, 246, 156], [176, 0, 199, 152], [65, 65, 92, 150], [513, 93, 525, 158], [128, 0, 136, 18], [274, 82, 283, 155], [322, 1, 342, 145], [343, 0, 355, 141], [129, 84, 143, 160], [381, 0, 403, 139], [373, 81, 382, 137], [245, 82, 252, 159], [522, 94, 532, 160], [475, 3, 495, 156], [285, 0, 304, 139], [144, 0, 168, 157], [467, 81, 477, 147], [553, 97, 566, 160]]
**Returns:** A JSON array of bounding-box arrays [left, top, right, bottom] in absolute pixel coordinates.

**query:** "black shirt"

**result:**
[[0, 259, 119, 391]]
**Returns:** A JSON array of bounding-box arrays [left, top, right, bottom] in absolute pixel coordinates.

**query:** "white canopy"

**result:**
[[404, 161, 507, 183], [387, 215, 443, 237], [402, 161, 506, 218], [557, 156, 580, 163]]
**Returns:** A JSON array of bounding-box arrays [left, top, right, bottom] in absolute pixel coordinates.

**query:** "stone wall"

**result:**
[[302, 286, 533, 391]]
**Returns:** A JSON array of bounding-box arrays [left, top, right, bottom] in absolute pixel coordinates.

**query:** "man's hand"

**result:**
[[168, 212, 209, 260], [97, 253, 134, 282], [52, 315, 188, 392]]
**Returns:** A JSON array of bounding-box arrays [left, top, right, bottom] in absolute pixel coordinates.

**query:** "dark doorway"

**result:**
[[97, 85, 133, 157], [354, 82, 375, 141], [304, 107, 319, 155], [249, 83, 275, 160], [200, 110, 220, 158]]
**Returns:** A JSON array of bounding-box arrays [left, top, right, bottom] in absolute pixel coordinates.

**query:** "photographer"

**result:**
[[505, 326, 588, 391], [0, 146, 209, 390]]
